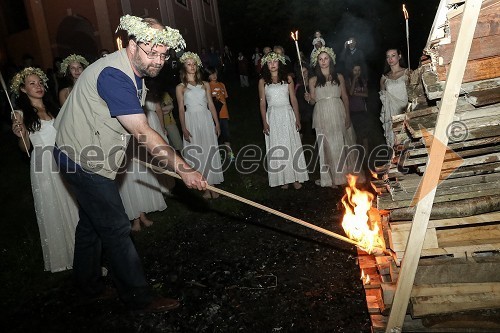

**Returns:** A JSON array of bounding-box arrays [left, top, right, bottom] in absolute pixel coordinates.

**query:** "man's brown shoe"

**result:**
[[137, 297, 180, 313]]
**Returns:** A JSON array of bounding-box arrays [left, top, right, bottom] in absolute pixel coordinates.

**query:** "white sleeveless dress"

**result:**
[[264, 83, 309, 187], [312, 82, 357, 186], [379, 72, 409, 147], [117, 105, 167, 221], [28, 117, 79, 272], [182, 83, 224, 185]]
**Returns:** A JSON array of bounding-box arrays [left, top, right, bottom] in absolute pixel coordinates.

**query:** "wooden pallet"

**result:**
[[384, 211, 500, 265], [362, 252, 500, 332]]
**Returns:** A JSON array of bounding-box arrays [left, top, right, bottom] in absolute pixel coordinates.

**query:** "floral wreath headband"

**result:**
[[260, 52, 286, 66], [116, 14, 186, 51], [10, 67, 49, 97], [60, 54, 89, 74], [310, 46, 336, 67], [179, 52, 202, 67]]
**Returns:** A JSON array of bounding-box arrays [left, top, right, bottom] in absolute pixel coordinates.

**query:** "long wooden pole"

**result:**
[[385, 1, 482, 331], [134, 158, 362, 248], [0, 72, 30, 156]]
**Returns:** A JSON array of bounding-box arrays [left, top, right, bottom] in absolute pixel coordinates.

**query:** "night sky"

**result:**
[[218, 0, 441, 75]]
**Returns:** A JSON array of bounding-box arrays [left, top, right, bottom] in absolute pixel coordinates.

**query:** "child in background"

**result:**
[[160, 92, 183, 151], [206, 66, 235, 162]]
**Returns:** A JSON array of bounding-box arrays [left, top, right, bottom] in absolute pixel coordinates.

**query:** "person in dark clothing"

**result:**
[[339, 37, 366, 78]]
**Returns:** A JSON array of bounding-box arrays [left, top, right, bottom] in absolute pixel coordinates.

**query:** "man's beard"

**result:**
[[134, 53, 163, 77]]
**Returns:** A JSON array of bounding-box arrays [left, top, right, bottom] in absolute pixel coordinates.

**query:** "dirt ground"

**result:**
[[5, 176, 371, 332]]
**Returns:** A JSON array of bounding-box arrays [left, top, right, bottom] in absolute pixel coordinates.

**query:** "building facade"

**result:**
[[0, 0, 223, 70]]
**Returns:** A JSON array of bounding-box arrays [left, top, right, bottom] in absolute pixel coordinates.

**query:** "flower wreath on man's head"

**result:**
[[310, 46, 336, 67], [60, 54, 89, 74], [116, 14, 186, 51], [260, 52, 286, 66], [179, 52, 202, 67], [10, 67, 49, 97]]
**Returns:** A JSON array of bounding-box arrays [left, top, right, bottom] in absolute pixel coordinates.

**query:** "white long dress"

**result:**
[[182, 83, 224, 185], [313, 82, 357, 187], [28, 117, 79, 272], [117, 106, 167, 220], [264, 83, 309, 187], [379, 72, 409, 148], [144, 100, 173, 194]]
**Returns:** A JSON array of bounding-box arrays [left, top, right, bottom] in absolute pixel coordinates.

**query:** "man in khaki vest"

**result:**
[[54, 15, 206, 313]]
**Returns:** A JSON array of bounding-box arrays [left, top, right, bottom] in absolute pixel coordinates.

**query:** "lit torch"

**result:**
[[116, 36, 123, 50], [290, 30, 308, 92], [403, 4, 410, 69], [0, 71, 30, 156]]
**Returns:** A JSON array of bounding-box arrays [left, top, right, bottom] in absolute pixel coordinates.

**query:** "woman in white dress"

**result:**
[[379, 48, 409, 149], [116, 94, 168, 232], [305, 47, 358, 188], [258, 52, 309, 189], [176, 52, 223, 199], [11, 67, 79, 272]]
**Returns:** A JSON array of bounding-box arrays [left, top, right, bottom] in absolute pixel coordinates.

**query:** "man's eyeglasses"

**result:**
[[137, 43, 170, 61]]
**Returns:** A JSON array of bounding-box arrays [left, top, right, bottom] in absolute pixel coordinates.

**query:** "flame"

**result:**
[[360, 269, 371, 285], [116, 37, 123, 50], [402, 4, 409, 20], [341, 175, 385, 253], [290, 30, 298, 41]]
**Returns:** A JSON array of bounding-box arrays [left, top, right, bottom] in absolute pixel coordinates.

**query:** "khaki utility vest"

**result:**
[[55, 49, 146, 179]]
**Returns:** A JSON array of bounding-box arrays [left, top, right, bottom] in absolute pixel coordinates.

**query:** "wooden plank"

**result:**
[[444, 160, 500, 179], [388, 194, 500, 221], [449, 0, 500, 40], [402, 144, 500, 167], [437, 56, 500, 83], [466, 86, 500, 106], [389, 211, 500, 229], [405, 102, 500, 128], [377, 186, 500, 210], [375, 256, 393, 276], [407, 113, 500, 139], [381, 282, 397, 306], [380, 173, 500, 196], [389, 227, 438, 253], [420, 152, 500, 172], [438, 34, 500, 64], [418, 241, 500, 259], [410, 292, 500, 317], [437, 224, 500, 247], [411, 282, 500, 297], [386, 2, 483, 329], [415, 256, 500, 284], [388, 223, 500, 253], [406, 136, 500, 157], [424, 76, 500, 101], [372, 312, 500, 332]]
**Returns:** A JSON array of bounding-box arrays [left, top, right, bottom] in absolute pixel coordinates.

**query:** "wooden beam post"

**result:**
[[385, 1, 483, 332]]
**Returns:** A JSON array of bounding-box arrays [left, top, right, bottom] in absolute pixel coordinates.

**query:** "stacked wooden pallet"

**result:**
[[357, 248, 500, 332], [365, 1, 500, 331]]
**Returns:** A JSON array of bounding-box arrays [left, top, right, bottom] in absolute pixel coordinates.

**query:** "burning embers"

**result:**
[[341, 175, 385, 254]]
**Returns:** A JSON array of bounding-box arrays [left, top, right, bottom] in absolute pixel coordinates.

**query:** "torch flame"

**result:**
[[341, 175, 385, 254], [116, 37, 123, 50], [402, 4, 409, 20], [290, 30, 298, 41]]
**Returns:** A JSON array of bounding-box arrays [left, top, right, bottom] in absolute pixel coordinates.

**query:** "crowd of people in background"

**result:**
[[3, 14, 411, 314]]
